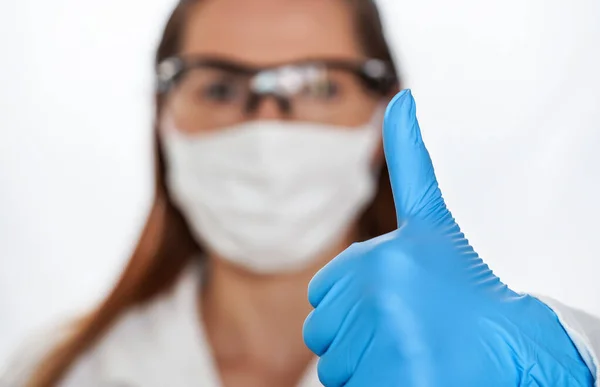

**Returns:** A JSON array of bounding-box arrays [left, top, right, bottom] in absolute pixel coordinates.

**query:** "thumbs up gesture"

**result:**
[[302, 90, 593, 387]]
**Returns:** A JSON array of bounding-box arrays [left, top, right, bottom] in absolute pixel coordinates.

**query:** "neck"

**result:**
[[199, 230, 355, 374]]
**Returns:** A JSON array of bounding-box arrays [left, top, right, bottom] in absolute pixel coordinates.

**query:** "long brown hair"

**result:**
[[29, 1, 400, 385]]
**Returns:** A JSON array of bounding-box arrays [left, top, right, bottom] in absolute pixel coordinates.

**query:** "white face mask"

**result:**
[[161, 114, 382, 274]]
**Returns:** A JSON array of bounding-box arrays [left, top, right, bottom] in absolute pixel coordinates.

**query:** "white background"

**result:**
[[1, 0, 599, 366]]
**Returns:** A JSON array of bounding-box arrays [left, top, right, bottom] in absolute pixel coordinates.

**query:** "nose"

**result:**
[[246, 94, 292, 120], [255, 98, 283, 119]]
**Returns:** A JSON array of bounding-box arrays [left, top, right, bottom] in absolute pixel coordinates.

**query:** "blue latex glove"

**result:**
[[302, 90, 593, 387]]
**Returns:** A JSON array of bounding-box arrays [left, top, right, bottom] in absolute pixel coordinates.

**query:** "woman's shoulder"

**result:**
[[1, 264, 203, 386], [0, 300, 180, 387], [0, 320, 77, 387]]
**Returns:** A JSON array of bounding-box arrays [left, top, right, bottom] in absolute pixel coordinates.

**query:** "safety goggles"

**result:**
[[155, 55, 397, 130]]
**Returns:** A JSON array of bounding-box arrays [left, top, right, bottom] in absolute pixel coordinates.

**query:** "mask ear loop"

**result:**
[[363, 102, 387, 141], [158, 111, 180, 136]]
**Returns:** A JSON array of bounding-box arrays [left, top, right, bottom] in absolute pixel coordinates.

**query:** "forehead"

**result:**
[[180, 0, 363, 65]]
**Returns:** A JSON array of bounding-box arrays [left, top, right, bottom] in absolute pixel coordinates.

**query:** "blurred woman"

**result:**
[[3, 0, 598, 386], [6, 1, 398, 386]]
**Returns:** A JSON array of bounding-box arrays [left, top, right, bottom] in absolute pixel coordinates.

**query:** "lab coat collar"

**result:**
[[98, 262, 320, 387]]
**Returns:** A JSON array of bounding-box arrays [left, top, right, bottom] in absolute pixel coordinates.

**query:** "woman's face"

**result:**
[[164, 0, 384, 133]]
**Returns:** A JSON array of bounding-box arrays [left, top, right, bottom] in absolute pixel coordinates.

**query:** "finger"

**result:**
[[307, 243, 360, 308], [383, 89, 448, 227], [303, 274, 358, 356], [316, 297, 377, 387]]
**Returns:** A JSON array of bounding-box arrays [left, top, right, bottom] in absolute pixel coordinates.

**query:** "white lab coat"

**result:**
[[2, 263, 599, 387]]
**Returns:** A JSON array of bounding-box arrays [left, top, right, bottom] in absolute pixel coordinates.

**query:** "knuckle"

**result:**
[[359, 291, 403, 324], [302, 312, 324, 355], [317, 355, 347, 387], [362, 242, 416, 281]]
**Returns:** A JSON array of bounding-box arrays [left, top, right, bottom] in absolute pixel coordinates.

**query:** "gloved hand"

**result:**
[[302, 90, 593, 387]]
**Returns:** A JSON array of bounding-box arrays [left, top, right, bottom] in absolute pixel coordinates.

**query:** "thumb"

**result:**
[[383, 89, 448, 227]]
